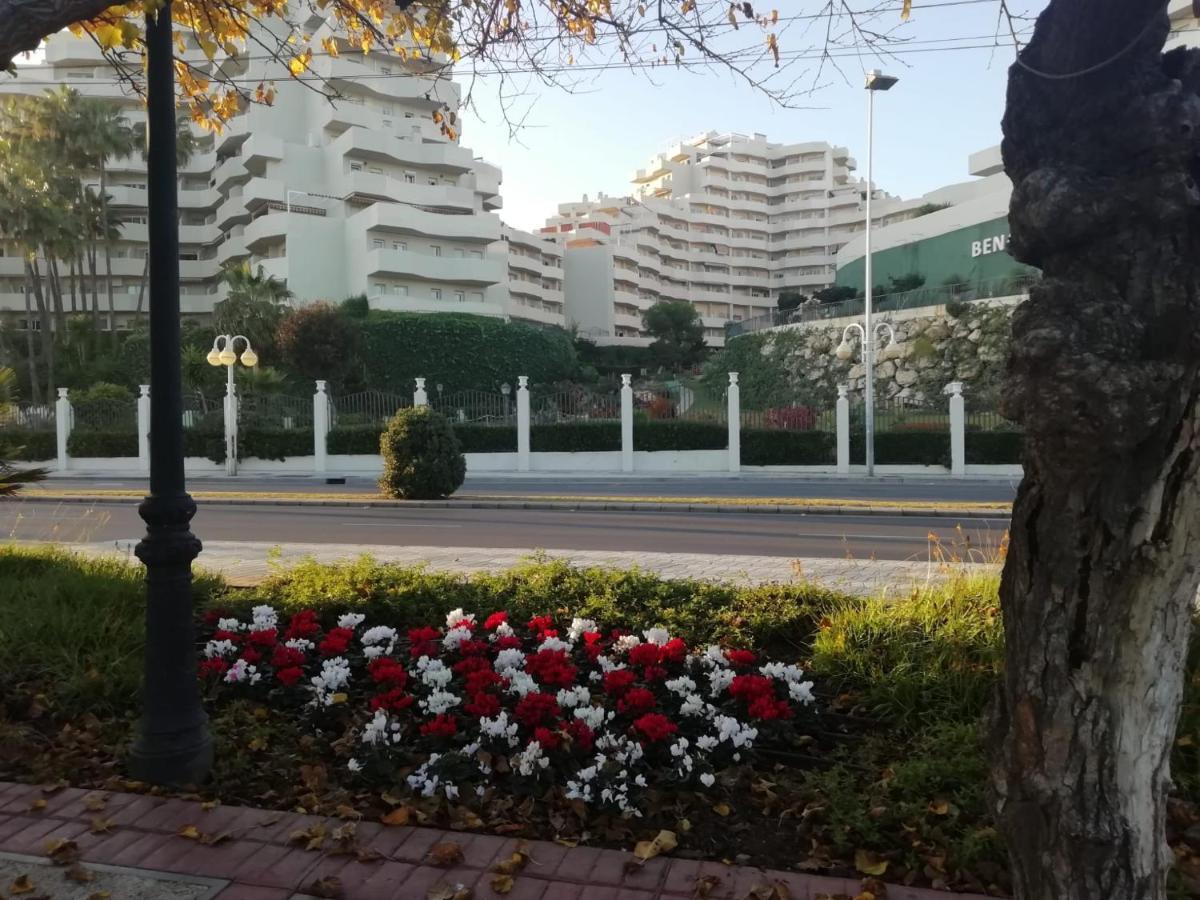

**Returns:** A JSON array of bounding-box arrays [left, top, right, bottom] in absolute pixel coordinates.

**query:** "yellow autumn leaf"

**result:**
[[633, 829, 677, 861], [288, 50, 313, 76], [712, 803, 731, 817], [490, 873, 515, 894], [92, 23, 125, 49], [928, 799, 950, 816], [854, 848, 889, 876], [900, 0, 912, 19], [179, 825, 202, 840], [9, 874, 35, 895]]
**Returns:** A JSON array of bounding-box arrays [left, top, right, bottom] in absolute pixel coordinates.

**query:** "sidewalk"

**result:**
[[71, 540, 988, 594], [0, 781, 988, 900]]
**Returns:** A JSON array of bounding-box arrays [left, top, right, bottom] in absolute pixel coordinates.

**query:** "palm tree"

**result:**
[[0, 366, 48, 497], [214, 262, 292, 354], [133, 116, 199, 321]]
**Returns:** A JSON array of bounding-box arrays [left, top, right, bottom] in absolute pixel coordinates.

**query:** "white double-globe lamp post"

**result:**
[[834, 69, 898, 477], [206, 334, 258, 476]]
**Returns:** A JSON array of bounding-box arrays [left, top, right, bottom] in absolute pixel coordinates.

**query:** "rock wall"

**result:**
[[746, 302, 1014, 408]]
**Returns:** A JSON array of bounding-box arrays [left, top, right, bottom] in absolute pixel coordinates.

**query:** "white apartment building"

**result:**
[[501, 226, 566, 328], [0, 24, 548, 327], [540, 131, 925, 346]]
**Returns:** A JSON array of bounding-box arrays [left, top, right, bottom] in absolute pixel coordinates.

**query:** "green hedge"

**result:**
[[637, 421, 726, 451], [532, 422, 620, 452], [456, 425, 517, 453], [966, 431, 1023, 465], [743, 430, 835, 466], [327, 426, 381, 455], [850, 431, 950, 467], [68, 431, 138, 458], [2, 430, 56, 461], [360, 313, 579, 394]]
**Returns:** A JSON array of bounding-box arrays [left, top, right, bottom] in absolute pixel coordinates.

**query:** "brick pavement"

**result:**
[[67, 540, 988, 595], [0, 782, 991, 900]]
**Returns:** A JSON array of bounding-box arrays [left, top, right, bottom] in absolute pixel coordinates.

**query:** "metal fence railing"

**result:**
[[532, 388, 620, 424], [727, 272, 1039, 339], [0, 401, 55, 431], [331, 390, 410, 427], [431, 390, 514, 426], [72, 398, 137, 432], [849, 398, 950, 433], [239, 394, 313, 430]]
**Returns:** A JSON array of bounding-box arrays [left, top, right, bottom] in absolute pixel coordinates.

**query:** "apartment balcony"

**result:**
[[368, 292, 507, 318], [311, 56, 453, 107], [243, 134, 284, 167], [44, 35, 106, 64], [356, 202, 499, 243], [216, 233, 249, 266], [341, 171, 476, 213], [332, 129, 477, 174], [179, 258, 220, 280], [509, 300, 565, 327], [180, 223, 221, 245], [212, 154, 252, 190], [364, 248, 505, 285], [613, 311, 644, 331], [508, 253, 542, 276], [178, 185, 220, 211], [688, 287, 734, 305]]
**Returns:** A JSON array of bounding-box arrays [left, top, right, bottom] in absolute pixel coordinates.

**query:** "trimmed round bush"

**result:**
[[379, 407, 466, 499]]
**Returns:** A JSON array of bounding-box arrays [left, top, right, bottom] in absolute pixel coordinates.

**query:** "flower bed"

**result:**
[[200, 604, 817, 815]]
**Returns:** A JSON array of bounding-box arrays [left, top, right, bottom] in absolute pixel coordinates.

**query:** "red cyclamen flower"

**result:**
[[271, 645, 306, 669], [632, 713, 678, 743], [514, 692, 560, 727], [420, 714, 458, 738], [368, 657, 408, 688], [567, 719, 595, 751], [618, 687, 656, 714], [484, 611, 509, 630], [247, 628, 278, 648], [464, 692, 501, 717], [276, 666, 305, 687], [527, 615, 554, 635], [523, 649, 578, 688], [285, 610, 321, 639], [240, 647, 262, 665], [533, 726, 561, 751], [748, 695, 792, 721], [371, 688, 415, 713], [728, 674, 775, 703], [408, 626, 442, 658], [602, 669, 637, 697], [629, 643, 662, 667], [494, 635, 524, 651], [725, 649, 757, 668], [661, 638, 688, 664], [319, 627, 354, 657], [198, 658, 229, 679]]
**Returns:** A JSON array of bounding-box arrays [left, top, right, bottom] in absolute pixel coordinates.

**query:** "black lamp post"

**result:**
[[129, 0, 214, 785]]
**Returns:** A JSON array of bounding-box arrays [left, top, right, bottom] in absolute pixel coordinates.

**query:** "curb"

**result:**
[[16, 493, 1012, 519]]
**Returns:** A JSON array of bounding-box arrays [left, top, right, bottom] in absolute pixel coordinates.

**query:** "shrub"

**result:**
[[276, 302, 360, 385], [379, 406, 466, 499], [68, 431, 137, 457], [637, 421, 726, 451], [742, 430, 835, 465], [240, 429, 313, 461], [763, 406, 817, 431], [1, 430, 56, 461], [340, 294, 370, 318], [532, 422, 620, 452], [966, 431, 1023, 464], [327, 425, 383, 455], [850, 431, 950, 466], [454, 424, 517, 453]]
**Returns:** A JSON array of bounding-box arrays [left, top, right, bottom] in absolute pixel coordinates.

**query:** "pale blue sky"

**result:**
[[458, 1, 1038, 230]]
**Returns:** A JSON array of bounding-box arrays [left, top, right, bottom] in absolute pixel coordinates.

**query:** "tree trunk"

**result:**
[[28, 258, 54, 402], [87, 243, 99, 333], [135, 252, 149, 320], [99, 162, 117, 347], [21, 267, 40, 406], [45, 251, 64, 336], [992, 3, 1200, 899]]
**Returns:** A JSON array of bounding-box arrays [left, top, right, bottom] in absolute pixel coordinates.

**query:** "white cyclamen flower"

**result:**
[[347, 758, 363, 772], [285, 638, 314, 652], [224, 658, 261, 685], [665, 676, 697, 697], [494, 648, 526, 674], [574, 705, 605, 730], [701, 645, 729, 667], [713, 715, 758, 749], [204, 639, 236, 659], [679, 694, 707, 717], [421, 690, 461, 715], [568, 618, 598, 642], [788, 681, 816, 705], [416, 657, 453, 688], [557, 686, 591, 709], [216, 617, 244, 633], [445, 608, 476, 630], [539, 636, 572, 653], [312, 657, 352, 703], [250, 605, 278, 630], [642, 627, 671, 646], [515, 741, 549, 777], [491, 621, 515, 639], [506, 671, 538, 697], [699, 772, 716, 788], [337, 613, 366, 630], [614, 635, 642, 654], [708, 667, 735, 697], [443, 627, 473, 652]]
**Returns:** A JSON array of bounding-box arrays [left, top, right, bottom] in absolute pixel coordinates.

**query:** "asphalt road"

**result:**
[[38, 473, 1019, 503], [1, 499, 1011, 561]]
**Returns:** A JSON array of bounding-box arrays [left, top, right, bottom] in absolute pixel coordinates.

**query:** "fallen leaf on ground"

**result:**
[[41, 782, 67, 795], [44, 837, 80, 865], [336, 804, 362, 820], [492, 850, 529, 875], [28, 799, 47, 813], [288, 823, 327, 851], [307, 875, 345, 898], [927, 800, 950, 816], [9, 874, 36, 895], [201, 800, 220, 811], [429, 842, 465, 866], [89, 817, 115, 834], [86, 893, 112, 900], [427, 880, 472, 900], [633, 829, 678, 861], [490, 874, 515, 894], [356, 846, 384, 863], [257, 813, 284, 827], [179, 825, 202, 840], [83, 795, 107, 812], [65, 864, 95, 884], [380, 806, 413, 826], [712, 803, 732, 817], [747, 882, 791, 899], [693, 873, 721, 897], [200, 831, 231, 846], [854, 849, 889, 876]]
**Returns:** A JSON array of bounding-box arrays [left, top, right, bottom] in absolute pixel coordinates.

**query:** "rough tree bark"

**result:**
[[993, 2, 1200, 898], [0, 0, 113, 69]]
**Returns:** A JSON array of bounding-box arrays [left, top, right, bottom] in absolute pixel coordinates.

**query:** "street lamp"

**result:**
[[130, 0, 213, 786], [207, 334, 258, 476], [851, 68, 899, 477], [836, 321, 898, 474]]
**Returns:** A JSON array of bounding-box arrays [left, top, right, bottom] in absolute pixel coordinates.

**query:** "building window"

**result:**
[[382, 119, 392, 128], [427, 177, 438, 186], [350, 162, 363, 172], [470, 292, 483, 302], [397, 286, 408, 296], [431, 288, 441, 300], [404, 172, 415, 183], [454, 291, 465, 303], [372, 239, 384, 249], [470, 250, 483, 260], [381, 65, 391, 74], [392, 241, 407, 251], [369, 166, 383, 175], [431, 246, 442, 257], [373, 282, 385, 293]]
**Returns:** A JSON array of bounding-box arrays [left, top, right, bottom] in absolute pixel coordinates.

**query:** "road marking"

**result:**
[[338, 521, 462, 528]]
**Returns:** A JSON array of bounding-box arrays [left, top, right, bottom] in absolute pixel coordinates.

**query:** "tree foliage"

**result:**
[[643, 300, 708, 372], [213, 262, 292, 355], [276, 301, 360, 387], [776, 291, 807, 312], [378, 406, 466, 500]]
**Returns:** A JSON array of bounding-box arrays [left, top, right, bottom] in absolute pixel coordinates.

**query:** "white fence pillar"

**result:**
[[137, 385, 150, 474], [727, 372, 741, 473], [314, 380, 330, 474], [947, 381, 966, 476], [55, 388, 71, 473], [620, 374, 634, 473], [223, 382, 238, 477], [517, 376, 531, 472], [414, 377, 428, 408], [836, 384, 850, 474]]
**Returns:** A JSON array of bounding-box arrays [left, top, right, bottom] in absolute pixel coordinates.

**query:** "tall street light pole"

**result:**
[[862, 69, 898, 477], [131, 0, 213, 785]]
